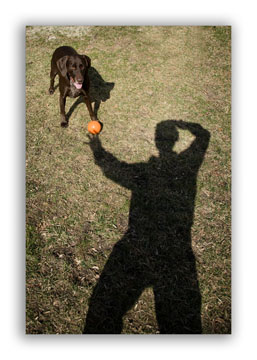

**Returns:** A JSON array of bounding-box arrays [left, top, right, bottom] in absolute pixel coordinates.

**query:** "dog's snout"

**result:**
[[76, 77, 83, 84]]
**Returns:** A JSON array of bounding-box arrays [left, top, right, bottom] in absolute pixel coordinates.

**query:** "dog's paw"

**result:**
[[61, 120, 68, 128], [49, 87, 55, 95]]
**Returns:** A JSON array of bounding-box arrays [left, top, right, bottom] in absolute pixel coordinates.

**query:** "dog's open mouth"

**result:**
[[73, 82, 82, 89], [70, 77, 83, 89]]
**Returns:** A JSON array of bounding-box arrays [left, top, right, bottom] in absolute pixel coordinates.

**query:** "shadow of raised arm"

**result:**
[[87, 135, 139, 190], [174, 120, 211, 169]]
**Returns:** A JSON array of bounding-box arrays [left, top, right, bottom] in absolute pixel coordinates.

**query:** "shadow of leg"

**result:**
[[84, 238, 144, 334], [153, 257, 202, 334]]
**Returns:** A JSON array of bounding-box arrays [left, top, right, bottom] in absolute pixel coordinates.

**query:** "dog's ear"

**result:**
[[56, 55, 69, 77], [81, 55, 91, 68]]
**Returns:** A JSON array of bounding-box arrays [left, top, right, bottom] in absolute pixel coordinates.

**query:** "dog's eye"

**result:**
[[79, 64, 84, 69]]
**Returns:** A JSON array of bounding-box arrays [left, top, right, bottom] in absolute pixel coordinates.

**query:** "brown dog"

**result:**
[[49, 46, 97, 127]]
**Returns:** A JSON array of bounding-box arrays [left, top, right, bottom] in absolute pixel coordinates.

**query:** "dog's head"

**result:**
[[57, 54, 91, 89]]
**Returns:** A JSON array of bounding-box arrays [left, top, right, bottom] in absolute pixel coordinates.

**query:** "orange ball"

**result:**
[[88, 120, 102, 134]]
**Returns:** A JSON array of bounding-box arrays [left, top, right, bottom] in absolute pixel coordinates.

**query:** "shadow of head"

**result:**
[[155, 120, 179, 156], [88, 67, 115, 103]]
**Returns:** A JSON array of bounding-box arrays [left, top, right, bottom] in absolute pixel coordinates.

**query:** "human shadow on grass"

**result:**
[[65, 67, 115, 123], [84, 120, 210, 334]]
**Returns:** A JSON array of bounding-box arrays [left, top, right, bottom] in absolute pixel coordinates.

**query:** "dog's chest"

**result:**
[[68, 86, 82, 98]]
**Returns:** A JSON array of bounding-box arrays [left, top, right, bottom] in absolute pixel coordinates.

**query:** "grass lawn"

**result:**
[[26, 26, 231, 334]]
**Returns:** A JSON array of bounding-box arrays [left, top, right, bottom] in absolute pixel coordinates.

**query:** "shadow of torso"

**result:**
[[128, 154, 197, 237]]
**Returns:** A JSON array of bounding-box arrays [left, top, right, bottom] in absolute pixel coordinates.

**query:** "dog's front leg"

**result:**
[[82, 92, 97, 121], [49, 70, 57, 95], [59, 94, 68, 127]]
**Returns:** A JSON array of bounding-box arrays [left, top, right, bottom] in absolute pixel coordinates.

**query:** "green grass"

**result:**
[[26, 26, 231, 334]]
